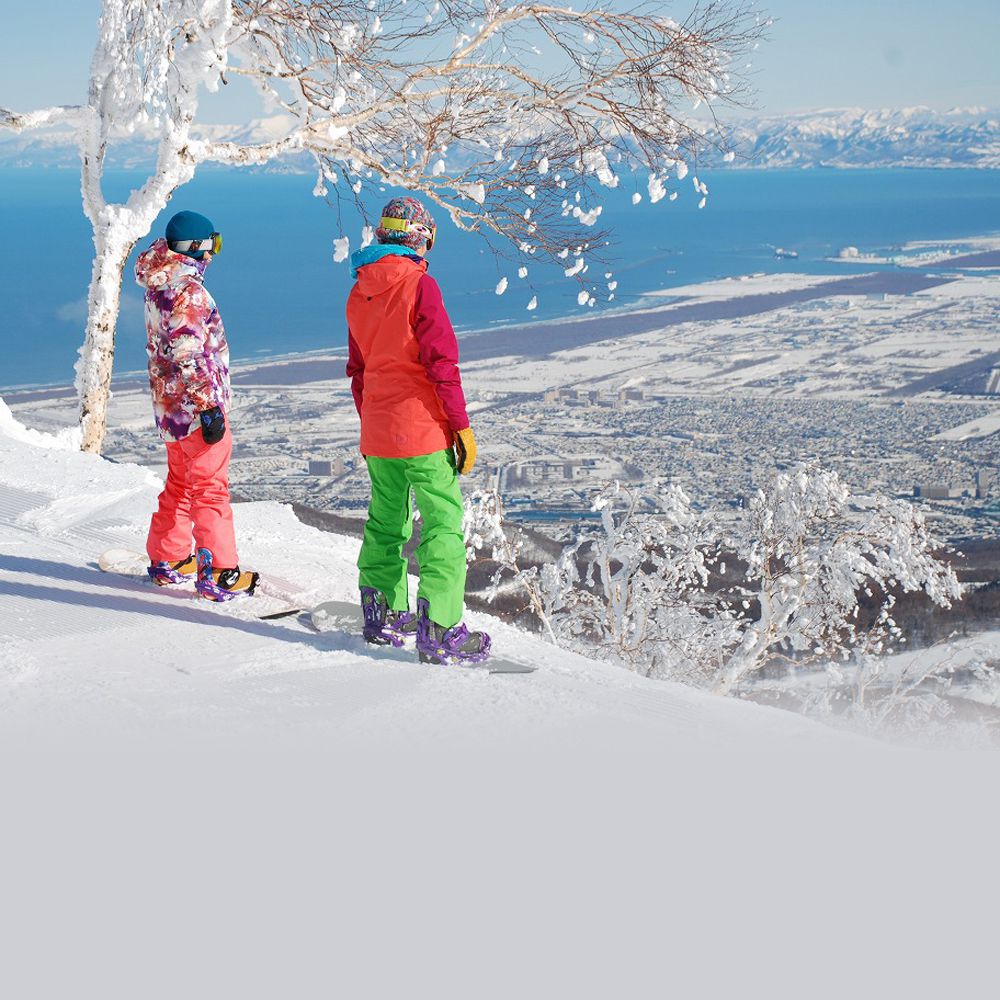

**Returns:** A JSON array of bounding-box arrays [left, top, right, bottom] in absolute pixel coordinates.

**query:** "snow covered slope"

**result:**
[[0, 404, 870, 752]]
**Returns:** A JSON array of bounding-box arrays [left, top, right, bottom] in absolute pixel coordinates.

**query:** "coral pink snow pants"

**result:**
[[146, 425, 239, 568]]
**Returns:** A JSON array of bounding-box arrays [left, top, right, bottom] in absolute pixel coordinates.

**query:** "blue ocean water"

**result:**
[[1, 166, 998, 388]]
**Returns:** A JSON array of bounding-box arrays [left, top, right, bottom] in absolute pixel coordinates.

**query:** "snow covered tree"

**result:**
[[554, 481, 740, 682], [711, 465, 962, 696], [2, 0, 765, 452], [483, 465, 961, 696], [2, 2, 232, 452]]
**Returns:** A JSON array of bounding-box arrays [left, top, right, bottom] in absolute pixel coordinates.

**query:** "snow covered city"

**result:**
[[1, 1, 998, 994]]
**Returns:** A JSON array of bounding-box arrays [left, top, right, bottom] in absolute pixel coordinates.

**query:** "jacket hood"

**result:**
[[352, 247, 427, 296], [135, 238, 209, 290], [350, 243, 424, 278]]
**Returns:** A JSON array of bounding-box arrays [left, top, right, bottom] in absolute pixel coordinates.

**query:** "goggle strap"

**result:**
[[379, 216, 435, 247]]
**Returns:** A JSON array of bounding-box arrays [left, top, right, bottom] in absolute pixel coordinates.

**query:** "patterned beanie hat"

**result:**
[[375, 196, 436, 251]]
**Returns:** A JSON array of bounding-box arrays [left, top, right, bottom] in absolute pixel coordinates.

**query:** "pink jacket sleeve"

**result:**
[[412, 274, 469, 431], [346, 330, 364, 417]]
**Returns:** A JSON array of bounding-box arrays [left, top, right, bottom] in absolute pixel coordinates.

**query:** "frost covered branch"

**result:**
[[289, 1, 767, 287], [0, 105, 90, 131]]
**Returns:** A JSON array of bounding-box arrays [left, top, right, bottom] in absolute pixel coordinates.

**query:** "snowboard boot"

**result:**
[[147, 554, 197, 586], [195, 547, 259, 602], [415, 598, 492, 665], [361, 587, 418, 647]]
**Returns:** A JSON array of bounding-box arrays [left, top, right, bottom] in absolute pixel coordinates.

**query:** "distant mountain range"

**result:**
[[710, 106, 1000, 169], [0, 115, 300, 171], [1, 107, 998, 171]]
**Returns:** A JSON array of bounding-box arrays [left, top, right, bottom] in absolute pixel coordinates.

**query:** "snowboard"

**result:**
[[97, 551, 535, 674], [98, 547, 150, 576], [96, 547, 302, 620], [309, 600, 537, 674]]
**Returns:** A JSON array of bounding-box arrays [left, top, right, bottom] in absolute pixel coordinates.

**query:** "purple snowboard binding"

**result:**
[[415, 598, 492, 665], [361, 587, 418, 647], [195, 547, 259, 602], [147, 555, 197, 586]]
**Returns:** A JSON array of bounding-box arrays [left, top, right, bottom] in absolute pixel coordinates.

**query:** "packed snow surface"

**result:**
[[0, 417, 870, 753]]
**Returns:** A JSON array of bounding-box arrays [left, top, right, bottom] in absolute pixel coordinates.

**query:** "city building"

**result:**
[[976, 469, 994, 500], [308, 459, 344, 477], [914, 484, 955, 500]]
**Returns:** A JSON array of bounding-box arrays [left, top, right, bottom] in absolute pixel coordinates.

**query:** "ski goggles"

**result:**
[[169, 232, 223, 255], [379, 216, 436, 249]]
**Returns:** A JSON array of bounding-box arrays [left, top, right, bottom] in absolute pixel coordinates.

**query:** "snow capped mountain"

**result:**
[[3, 107, 998, 171], [0, 115, 303, 170], [711, 106, 1000, 169]]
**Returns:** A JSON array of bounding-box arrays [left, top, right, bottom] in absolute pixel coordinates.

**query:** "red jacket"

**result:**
[[346, 255, 469, 458]]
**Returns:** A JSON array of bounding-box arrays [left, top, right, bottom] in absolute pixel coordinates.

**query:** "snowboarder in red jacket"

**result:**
[[346, 197, 490, 664]]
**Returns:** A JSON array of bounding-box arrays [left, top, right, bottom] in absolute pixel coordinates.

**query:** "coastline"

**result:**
[[0, 262, 986, 402], [4, 169, 1000, 393]]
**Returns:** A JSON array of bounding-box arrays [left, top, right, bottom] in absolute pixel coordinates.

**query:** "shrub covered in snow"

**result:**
[[466, 464, 962, 708]]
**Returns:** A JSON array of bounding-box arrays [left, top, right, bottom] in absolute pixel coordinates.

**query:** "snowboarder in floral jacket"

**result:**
[[135, 210, 257, 601], [346, 196, 490, 664]]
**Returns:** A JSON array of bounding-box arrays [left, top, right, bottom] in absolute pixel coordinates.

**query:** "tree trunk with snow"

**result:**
[[76, 235, 134, 453], [712, 581, 794, 697]]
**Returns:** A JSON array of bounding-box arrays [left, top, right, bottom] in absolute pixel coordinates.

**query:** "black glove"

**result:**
[[200, 406, 226, 445]]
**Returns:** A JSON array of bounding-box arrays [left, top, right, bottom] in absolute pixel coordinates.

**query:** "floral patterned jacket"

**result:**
[[135, 239, 231, 442]]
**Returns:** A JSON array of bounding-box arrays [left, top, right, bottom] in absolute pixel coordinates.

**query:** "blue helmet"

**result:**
[[166, 210, 217, 260]]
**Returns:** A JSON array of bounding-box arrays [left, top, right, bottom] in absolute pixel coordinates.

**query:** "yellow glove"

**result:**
[[454, 427, 477, 475]]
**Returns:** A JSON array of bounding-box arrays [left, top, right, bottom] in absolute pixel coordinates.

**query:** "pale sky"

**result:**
[[1, 1, 998, 119]]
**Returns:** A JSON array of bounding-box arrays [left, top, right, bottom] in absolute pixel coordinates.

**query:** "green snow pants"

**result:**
[[358, 449, 467, 629]]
